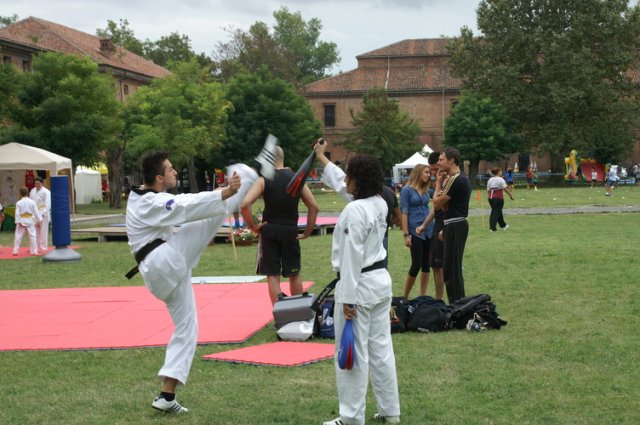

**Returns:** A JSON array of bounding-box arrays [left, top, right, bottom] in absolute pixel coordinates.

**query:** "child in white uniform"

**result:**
[[13, 187, 43, 255]]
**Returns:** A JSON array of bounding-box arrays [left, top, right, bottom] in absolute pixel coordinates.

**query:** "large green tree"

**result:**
[[223, 67, 322, 167], [0, 14, 18, 28], [96, 19, 144, 56], [0, 63, 21, 119], [339, 88, 422, 173], [143, 32, 212, 69], [124, 59, 230, 192], [1, 52, 122, 167], [213, 7, 340, 85], [448, 0, 640, 169], [97, 20, 212, 71], [444, 90, 520, 181]]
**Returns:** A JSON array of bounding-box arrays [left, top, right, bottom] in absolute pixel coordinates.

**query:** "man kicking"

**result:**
[[126, 137, 277, 413]]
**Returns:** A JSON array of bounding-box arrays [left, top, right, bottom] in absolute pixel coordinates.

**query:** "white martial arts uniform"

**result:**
[[14, 196, 42, 255], [126, 163, 257, 385], [323, 162, 400, 425], [30, 186, 51, 251]]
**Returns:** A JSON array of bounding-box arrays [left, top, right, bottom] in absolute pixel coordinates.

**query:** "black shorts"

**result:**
[[256, 223, 301, 277]]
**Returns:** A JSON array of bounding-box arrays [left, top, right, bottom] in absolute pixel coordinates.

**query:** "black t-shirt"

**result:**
[[381, 185, 398, 236], [443, 172, 471, 220], [262, 168, 300, 226]]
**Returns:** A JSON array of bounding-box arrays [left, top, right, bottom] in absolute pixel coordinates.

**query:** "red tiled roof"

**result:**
[[304, 64, 461, 94], [304, 38, 461, 94], [358, 38, 452, 58], [0, 17, 170, 79]]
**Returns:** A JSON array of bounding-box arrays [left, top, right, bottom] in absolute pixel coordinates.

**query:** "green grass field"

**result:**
[[1, 187, 639, 424], [75, 184, 640, 216]]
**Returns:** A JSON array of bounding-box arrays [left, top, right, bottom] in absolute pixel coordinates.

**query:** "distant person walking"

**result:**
[[504, 167, 515, 192], [487, 167, 514, 232], [605, 167, 619, 196]]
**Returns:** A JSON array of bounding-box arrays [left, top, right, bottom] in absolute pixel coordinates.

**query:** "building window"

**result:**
[[3, 56, 11, 65], [324, 104, 336, 127], [22, 60, 31, 72], [123, 84, 129, 96]]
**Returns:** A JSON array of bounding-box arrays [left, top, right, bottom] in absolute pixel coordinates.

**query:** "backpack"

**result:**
[[406, 296, 451, 333], [449, 294, 507, 330], [390, 296, 409, 333]]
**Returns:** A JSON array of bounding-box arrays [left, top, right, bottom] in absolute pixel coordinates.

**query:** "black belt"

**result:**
[[125, 238, 166, 279], [337, 259, 386, 280], [312, 260, 386, 310]]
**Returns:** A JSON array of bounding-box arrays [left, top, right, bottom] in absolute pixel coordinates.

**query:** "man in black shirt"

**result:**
[[432, 147, 471, 303], [241, 146, 319, 304], [381, 185, 401, 268]]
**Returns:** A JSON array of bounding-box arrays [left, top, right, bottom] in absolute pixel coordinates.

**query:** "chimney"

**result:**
[[99, 38, 116, 57]]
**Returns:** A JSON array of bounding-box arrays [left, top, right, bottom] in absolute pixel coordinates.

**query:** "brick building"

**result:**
[[0, 16, 170, 102], [304, 37, 640, 175], [303, 38, 461, 164]]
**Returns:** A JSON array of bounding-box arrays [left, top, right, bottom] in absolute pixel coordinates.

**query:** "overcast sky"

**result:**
[[1, 0, 482, 73]]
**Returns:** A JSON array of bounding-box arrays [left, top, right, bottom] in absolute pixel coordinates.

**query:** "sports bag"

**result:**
[[390, 296, 409, 333], [449, 294, 507, 330], [406, 296, 451, 332]]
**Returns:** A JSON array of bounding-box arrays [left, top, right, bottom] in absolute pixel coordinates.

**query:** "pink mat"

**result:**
[[0, 282, 314, 351], [202, 341, 335, 366]]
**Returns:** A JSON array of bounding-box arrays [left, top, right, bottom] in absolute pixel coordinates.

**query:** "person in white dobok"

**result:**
[[315, 141, 400, 425], [13, 187, 43, 255], [29, 177, 51, 252], [126, 137, 276, 414]]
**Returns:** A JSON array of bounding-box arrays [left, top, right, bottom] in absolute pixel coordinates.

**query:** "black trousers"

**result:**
[[488, 198, 506, 231], [443, 220, 468, 304]]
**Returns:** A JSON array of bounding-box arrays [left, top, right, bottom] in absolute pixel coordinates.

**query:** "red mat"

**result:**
[[0, 282, 314, 351], [202, 341, 335, 366], [0, 246, 81, 260]]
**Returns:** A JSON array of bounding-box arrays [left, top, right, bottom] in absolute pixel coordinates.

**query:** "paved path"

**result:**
[[469, 205, 640, 216]]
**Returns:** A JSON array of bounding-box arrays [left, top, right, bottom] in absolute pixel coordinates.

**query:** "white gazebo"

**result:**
[[0, 142, 74, 209], [392, 145, 433, 185]]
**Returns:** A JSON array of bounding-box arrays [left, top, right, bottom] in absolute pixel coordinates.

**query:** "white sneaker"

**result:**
[[323, 417, 344, 425], [152, 396, 189, 413], [255, 134, 278, 180], [503, 224, 509, 231], [373, 413, 401, 423]]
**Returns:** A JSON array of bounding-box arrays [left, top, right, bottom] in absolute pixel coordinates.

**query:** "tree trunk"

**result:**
[[467, 159, 480, 187], [548, 152, 564, 173], [107, 144, 125, 209], [187, 157, 199, 193]]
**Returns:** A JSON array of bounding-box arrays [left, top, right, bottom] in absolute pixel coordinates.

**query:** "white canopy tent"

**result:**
[[0, 142, 74, 211], [392, 145, 433, 185], [74, 167, 102, 205]]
